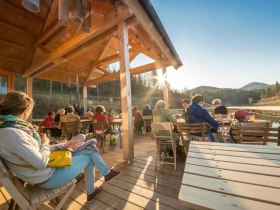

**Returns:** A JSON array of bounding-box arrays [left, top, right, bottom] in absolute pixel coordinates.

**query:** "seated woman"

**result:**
[[132, 106, 144, 134], [43, 111, 55, 130], [92, 105, 113, 135], [54, 108, 65, 124], [152, 100, 179, 157], [0, 92, 119, 202], [187, 94, 220, 142], [212, 99, 228, 115]]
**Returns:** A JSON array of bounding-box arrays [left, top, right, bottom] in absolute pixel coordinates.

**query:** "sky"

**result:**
[[140, 0, 280, 90]]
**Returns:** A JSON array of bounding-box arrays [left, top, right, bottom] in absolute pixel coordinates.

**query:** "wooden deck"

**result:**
[[0, 135, 189, 210]]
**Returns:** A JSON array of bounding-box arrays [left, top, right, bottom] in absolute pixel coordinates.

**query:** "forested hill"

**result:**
[[240, 82, 269, 90], [190, 86, 261, 106]]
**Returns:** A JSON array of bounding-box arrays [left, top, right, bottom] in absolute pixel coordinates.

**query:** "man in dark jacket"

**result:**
[[187, 94, 219, 142], [143, 104, 153, 116]]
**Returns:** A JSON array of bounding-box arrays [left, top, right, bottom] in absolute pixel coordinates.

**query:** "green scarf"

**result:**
[[0, 115, 41, 147]]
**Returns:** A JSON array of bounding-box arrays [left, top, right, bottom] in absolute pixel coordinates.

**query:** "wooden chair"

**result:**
[[231, 123, 280, 145], [177, 122, 208, 155], [0, 157, 76, 210], [61, 121, 80, 140], [143, 116, 152, 134], [153, 122, 177, 170], [81, 121, 92, 135], [93, 121, 110, 153]]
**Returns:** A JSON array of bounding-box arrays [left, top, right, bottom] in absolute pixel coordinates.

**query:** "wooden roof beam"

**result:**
[[0, 39, 31, 52], [85, 62, 162, 86], [29, 30, 114, 77], [23, 6, 132, 77], [122, 0, 179, 68], [85, 37, 114, 82], [129, 29, 159, 61], [34, 20, 64, 47]]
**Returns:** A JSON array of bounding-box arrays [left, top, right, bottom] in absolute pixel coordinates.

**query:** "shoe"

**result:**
[[104, 169, 121, 182], [87, 186, 103, 202], [75, 173, 84, 184]]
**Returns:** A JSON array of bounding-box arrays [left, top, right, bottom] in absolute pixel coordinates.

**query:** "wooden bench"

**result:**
[[177, 122, 208, 155], [0, 157, 76, 210], [231, 123, 280, 145]]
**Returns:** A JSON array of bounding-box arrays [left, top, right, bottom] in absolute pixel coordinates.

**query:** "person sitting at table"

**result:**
[[54, 108, 65, 124], [152, 100, 179, 157], [84, 108, 93, 119], [187, 94, 220, 142], [43, 111, 55, 129], [212, 99, 228, 115], [181, 98, 191, 123], [132, 106, 144, 134], [0, 91, 120, 202], [143, 104, 153, 132], [92, 105, 112, 135], [58, 106, 81, 134], [228, 109, 257, 143]]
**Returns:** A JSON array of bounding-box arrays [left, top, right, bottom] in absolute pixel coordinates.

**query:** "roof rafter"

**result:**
[[85, 62, 162, 86], [23, 6, 132, 77], [122, 0, 179, 68]]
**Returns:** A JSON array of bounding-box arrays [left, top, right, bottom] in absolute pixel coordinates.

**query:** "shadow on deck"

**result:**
[[0, 135, 190, 210]]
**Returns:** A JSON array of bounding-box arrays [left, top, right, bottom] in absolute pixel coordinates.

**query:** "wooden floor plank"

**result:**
[[117, 172, 179, 198], [102, 182, 175, 210], [76, 181, 143, 210], [109, 176, 187, 210]]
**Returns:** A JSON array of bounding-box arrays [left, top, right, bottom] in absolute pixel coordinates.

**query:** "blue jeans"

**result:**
[[40, 151, 110, 194]]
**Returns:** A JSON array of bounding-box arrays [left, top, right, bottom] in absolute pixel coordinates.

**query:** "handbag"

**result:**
[[47, 150, 72, 168]]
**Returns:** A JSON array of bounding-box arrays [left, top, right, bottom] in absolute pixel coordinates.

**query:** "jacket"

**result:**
[[187, 104, 219, 129]]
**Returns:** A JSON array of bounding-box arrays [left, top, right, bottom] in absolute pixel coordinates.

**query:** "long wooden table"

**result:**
[[179, 141, 280, 210]]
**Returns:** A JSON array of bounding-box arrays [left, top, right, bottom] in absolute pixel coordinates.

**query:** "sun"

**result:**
[[157, 74, 165, 85]]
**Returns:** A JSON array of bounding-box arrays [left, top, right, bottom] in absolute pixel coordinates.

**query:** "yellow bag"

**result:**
[[47, 150, 72, 168]]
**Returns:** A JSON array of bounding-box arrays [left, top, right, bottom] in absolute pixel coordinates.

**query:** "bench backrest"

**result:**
[[231, 124, 280, 145], [177, 122, 208, 141]]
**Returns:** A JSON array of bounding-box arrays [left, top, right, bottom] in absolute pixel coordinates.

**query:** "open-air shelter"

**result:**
[[0, 0, 182, 161]]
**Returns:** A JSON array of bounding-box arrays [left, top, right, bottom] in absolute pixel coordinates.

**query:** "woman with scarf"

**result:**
[[0, 92, 119, 202]]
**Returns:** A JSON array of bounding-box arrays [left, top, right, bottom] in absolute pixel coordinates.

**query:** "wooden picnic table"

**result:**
[[179, 141, 280, 210]]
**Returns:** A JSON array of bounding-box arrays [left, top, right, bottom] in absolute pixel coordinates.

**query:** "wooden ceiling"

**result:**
[[0, 0, 182, 86]]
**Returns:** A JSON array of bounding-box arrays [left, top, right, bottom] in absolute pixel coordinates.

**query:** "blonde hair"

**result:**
[[155, 100, 166, 109], [212, 99, 221, 106], [0, 91, 34, 116]]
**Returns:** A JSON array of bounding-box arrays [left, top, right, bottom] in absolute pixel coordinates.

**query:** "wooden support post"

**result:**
[[26, 77, 33, 122], [76, 74, 80, 106], [118, 21, 134, 161], [83, 86, 87, 111], [162, 66, 169, 108]]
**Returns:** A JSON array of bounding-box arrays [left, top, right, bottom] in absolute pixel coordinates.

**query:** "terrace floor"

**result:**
[[0, 134, 190, 210]]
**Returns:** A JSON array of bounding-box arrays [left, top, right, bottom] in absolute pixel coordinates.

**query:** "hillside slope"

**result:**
[[240, 82, 269, 90]]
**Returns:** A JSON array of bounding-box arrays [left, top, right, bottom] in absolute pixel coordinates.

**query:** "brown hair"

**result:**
[[67, 106, 74, 113], [181, 99, 190, 104], [0, 91, 34, 116], [191, 94, 204, 104], [95, 105, 104, 113]]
